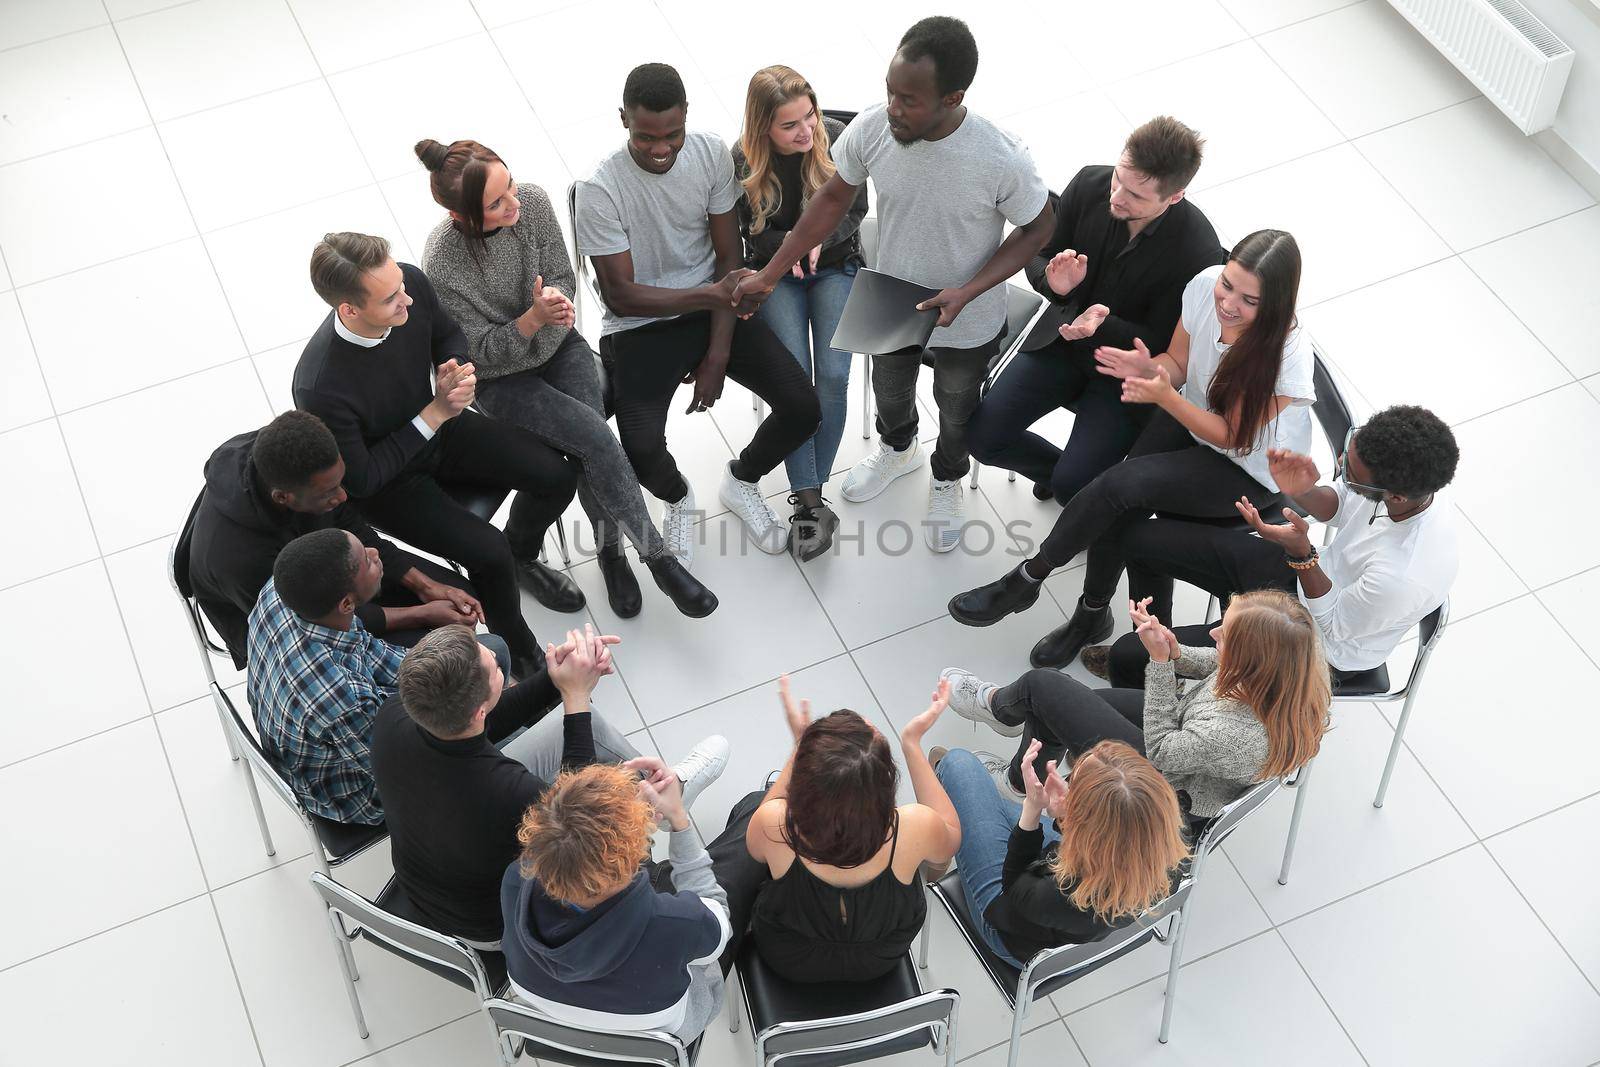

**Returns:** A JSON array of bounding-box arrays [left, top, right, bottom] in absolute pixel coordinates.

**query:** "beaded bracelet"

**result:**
[[1286, 549, 1320, 571]]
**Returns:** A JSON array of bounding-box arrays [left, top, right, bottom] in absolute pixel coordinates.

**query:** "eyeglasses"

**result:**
[[1335, 426, 1390, 524]]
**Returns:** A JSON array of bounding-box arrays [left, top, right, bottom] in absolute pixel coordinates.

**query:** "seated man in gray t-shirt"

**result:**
[[735, 17, 1053, 554], [575, 63, 820, 568]]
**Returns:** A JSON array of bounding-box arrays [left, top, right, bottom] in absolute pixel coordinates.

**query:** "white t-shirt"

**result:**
[[574, 131, 742, 336], [1179, 264, 1314, 492], [1304, 483, 1460, 672], [832, 104, 1048, 350]]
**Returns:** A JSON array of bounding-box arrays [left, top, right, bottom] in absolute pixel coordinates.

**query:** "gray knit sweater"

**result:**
[[1142, 645, 1271, 818], [421, 182, 577, 381]]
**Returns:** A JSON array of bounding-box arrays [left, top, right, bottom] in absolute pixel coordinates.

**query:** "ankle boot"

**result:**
[[513, 557, 585, 613], [646, 555, 719, 618], [597, 544, 643, 619], [947, 564, 1042, 626], [1030, 598, 1115, 668]]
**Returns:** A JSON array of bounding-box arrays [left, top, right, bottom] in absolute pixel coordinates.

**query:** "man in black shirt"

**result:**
[[188, 410, 482, 668], [294, 232, 582, 680], [371, 623, 729, 947], [967, 116, 1225, 506]]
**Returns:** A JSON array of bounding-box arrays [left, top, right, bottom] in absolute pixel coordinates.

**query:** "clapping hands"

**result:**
[[1129, 597, 1180, 663]]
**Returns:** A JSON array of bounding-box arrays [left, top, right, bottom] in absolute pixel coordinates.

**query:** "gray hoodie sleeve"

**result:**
[[666, 827, 731, 965]]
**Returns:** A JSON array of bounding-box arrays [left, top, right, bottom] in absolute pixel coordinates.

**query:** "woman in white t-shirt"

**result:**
[[948, 230, 1314, 670]]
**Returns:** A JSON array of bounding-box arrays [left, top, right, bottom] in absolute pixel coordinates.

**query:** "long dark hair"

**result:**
[[415, 138, 506, 252], [783, 710, 898, 868], [1207, 229, 1301, 452]]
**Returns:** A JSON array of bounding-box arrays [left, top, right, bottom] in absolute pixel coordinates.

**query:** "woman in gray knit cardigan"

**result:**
[[416, 138, 717, 621], [941, 588, 1330, 827]]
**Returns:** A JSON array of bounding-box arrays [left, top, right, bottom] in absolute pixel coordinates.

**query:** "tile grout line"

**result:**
[[1479, 845, 1600, 1001], [88, 10, 274, 1064], [1269, 926, 1375, 1066]]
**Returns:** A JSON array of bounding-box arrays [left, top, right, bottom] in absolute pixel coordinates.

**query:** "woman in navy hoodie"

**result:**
[[500, 756, 762, 1040]]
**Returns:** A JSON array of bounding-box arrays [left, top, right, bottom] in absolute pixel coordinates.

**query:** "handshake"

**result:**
[[717, 267, 775, 318]]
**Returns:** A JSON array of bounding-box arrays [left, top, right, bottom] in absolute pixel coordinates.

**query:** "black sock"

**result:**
[[1022, 557, 1052, 582], [1080, 593, 1110, 611]]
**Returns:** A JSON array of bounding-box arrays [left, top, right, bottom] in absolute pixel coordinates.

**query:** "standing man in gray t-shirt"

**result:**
[[576, 64, 821, 566], [735, 17, 1053, 553]]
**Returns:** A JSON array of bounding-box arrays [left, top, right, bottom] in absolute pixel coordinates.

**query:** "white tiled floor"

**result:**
[[2, 1, 1598, 1064]]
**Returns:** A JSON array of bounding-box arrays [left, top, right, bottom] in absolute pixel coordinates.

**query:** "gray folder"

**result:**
[[829, 268, 941, 356]]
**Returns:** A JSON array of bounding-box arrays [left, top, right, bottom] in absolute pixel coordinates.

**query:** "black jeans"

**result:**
[[1120, 515, 1298, 625], [873, 332, 1002, 483], [968, 336, 1149, 504], [1040, 410, 1283, 601], [649, 788, 770, 977], [358, 410, 579, 661], [1106, 624, 1220, 690], [372, 554, 478, 649], [991, 668, 1146, 791], [600, 313, 821, 501]]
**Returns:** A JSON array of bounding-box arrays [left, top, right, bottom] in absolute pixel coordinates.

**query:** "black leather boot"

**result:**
[[947, 564, 1043, 626], [597, 543, 643, 618], [1030, 597, 1114, 668], [646, 555, 719, 618], [513, 557, 585, 613], [1032, 481, 1054, 501]]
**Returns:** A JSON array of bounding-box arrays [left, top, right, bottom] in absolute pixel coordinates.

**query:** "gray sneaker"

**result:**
[[940, 666, 1021, 737], [673, 734, 730, 813]]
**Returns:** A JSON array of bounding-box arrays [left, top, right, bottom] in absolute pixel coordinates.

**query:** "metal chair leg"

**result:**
[[239, 760, 276, 858], [1374, 689, 1418, 808], [1278, 760, 1314, 885], [322, 904, 369, 1039], [969, 460, 981, 489], [213, 695, 240, 761], [918, 916, 931, 969], [1007, 470, 1015, 483], [553, 520, 572, 567], [726, 971, 740, 1033], [1005, 992, 1027, 1067], [1158, 908, 1189, 1043]]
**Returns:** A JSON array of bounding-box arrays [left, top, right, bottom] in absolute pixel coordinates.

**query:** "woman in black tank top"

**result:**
[[744, 676, 963, 983]]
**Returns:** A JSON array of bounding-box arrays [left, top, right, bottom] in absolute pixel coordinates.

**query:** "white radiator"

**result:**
[[1385, 0, 1574, 133]]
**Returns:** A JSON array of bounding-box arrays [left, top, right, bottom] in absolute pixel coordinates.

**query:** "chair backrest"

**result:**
[[1191, 775, 1283, 860], [1018, 879, 1194, 1000], [170, 488, 232, 667], [821, 108, 858, 127], [1402, 598, 1450, 695], [485, 997, 695, 1067], [308, 872, 496, 998], [1311, 348, 1356, 453], [757, 989, 958, 1066], [856, 215, 879, 270], [213, 681, 302, 815], [1001, 284, 1047, 355], [566, 180, 610, 333]]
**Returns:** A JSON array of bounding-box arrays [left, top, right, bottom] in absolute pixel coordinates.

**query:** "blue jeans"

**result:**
[[757, 262, 856, 492], [936, 749, 1060, 967]]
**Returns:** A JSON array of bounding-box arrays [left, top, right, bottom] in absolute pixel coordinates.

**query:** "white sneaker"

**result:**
[[662, 482, 697, 569], [940, 666, 1021, 737], [674, 734, 731, 813], [842, 439, 924, 502], [718, 465, 786, 555], [924, 477, 965, 553]]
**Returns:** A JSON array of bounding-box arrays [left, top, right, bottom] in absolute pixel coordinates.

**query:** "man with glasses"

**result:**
[[1081, 404, 1461, 688]]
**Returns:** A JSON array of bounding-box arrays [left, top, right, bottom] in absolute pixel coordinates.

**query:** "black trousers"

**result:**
[[1040, 410, 1283, 601], [359, 411, 579, 661], [600, 313, 821, 501], [991, 668, 1146, 791], [990, 669, 1207, 834], [372, 553, 479, 649], [873, 331, 1002, 483], [968, 337, 1149, 504], [1119, 515, 1297, 625], [649, 788, 770, 977]]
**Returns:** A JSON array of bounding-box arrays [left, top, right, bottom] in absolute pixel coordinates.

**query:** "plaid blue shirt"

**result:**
[[245, 579, 404, 826]]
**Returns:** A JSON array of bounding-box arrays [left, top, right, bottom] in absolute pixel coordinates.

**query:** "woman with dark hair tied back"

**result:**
[[743, 676, 961, 982], [950, 229, 1317, 669], [416, 137, 718, 622]]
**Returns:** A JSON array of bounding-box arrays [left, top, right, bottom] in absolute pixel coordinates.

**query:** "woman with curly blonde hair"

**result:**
[[942, 587, 1330, 829], [733, 65, 869, 561], [933, 739, 1187, 965], [499, 756, 767, 1041]]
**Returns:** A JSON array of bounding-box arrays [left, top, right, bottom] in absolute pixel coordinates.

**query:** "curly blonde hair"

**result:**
[[516, 765, 656, 906]]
